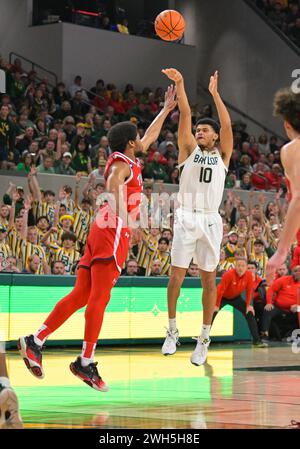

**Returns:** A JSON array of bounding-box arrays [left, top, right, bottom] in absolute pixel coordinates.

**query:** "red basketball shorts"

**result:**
[[79, 209, 130, 273]]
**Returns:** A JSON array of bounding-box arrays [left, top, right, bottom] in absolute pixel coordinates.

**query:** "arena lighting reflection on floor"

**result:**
[[4, 345, 300, 429]]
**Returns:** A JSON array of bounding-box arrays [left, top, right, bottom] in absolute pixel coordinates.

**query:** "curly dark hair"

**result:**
[[273, 88, 300, 132], [107, 121, 138, 153]]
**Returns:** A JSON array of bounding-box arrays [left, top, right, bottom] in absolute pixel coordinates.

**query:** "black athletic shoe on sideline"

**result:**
[[18, 335, 44, 379], [70, 357, 109, 392]]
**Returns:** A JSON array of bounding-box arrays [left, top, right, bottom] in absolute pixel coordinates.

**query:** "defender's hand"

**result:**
[[163, 85, 177, 113]]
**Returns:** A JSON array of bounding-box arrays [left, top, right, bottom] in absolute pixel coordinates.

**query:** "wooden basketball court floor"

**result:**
[[5, 344, 300, 429]]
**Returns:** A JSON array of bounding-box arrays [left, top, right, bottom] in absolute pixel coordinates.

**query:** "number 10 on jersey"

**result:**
[[199, 167, 212, 183]]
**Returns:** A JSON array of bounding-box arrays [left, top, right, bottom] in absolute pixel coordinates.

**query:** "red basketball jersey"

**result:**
[[104, 152, 143, 222], [79, 152, 143, 271]]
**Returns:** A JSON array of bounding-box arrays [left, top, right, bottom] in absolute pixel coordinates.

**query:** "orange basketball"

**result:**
[[155, 10, 185, 42]]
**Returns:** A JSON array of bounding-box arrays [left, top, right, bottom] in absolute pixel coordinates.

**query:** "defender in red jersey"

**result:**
[[79, 151, 143, 273], [18, 86, 177, 391], [266, 88, 300, 287]]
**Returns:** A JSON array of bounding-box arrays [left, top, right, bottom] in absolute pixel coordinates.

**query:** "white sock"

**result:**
[[200, 324, 211, 341], [81, 342, 96, 367], [81, 356, 94, 367], [33, 335, 44, 347], [33, 324, 51, 346], [0, 376, 11, 388], [169, 318, 177, 333]]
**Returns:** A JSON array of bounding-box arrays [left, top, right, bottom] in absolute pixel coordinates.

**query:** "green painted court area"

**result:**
[[15, 365, 233, 427], [6, 345, 300, 429]]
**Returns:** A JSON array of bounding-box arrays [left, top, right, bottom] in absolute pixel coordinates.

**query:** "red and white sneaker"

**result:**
[[18, 335, 44, 379], [70, 357, 109, 392]]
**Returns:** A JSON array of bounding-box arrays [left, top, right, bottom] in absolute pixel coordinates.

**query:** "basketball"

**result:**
[[154, 10, 185, 42]]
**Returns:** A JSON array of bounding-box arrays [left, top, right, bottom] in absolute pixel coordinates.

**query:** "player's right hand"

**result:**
[[162, 68, 183, 83]]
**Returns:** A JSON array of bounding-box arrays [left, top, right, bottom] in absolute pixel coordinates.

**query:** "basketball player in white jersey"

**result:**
[[161, 68, 233, 365]]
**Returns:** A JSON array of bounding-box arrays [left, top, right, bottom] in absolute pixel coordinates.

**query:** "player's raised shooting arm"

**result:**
[[276, 144, 300, 256], [209, 71, 233, 167], [162, 68, 196, 162], [141, 85, 177, 153], [106, 161, 131, 219]]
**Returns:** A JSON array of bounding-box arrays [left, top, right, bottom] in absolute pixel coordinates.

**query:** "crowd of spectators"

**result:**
[[0, 55, 298, 341], [33, 1, 159, 40], [254, 0, 300, 47], [0, 55, 287, 190]]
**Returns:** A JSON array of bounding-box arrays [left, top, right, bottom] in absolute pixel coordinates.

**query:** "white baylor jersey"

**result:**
[[177, 146, 227, 212]]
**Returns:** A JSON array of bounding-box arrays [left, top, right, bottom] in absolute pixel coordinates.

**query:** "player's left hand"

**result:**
[[209, 71, 219, 97], [266, 251, 287, 285], [163, 85, 177, 113]]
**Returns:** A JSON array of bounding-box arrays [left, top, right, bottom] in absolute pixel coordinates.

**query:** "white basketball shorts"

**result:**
[[171, 208, 223, 272]]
